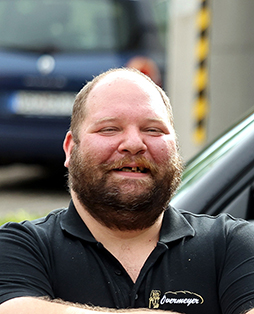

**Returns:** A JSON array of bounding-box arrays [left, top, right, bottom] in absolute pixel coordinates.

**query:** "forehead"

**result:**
[[85, 72, 169, 120]]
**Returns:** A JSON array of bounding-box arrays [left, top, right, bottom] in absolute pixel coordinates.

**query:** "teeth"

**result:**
[[122, 167, 133, 172], [120, 167, 142, 173]]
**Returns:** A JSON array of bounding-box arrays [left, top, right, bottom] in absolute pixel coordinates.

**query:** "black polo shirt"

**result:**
[[1, 201, 254, 314]]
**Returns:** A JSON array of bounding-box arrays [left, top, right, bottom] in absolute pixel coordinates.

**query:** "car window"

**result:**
[[205, 164, 254, 218], [221, 186, 251, 219], [0, 0, 130, 52]]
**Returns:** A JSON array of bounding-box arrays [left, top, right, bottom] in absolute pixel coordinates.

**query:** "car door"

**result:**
[[171, 110, 254, 220]]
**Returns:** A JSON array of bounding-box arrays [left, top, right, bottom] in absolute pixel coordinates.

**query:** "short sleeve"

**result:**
[[0, 221, 54, 304], [219, 220, 254, 314]]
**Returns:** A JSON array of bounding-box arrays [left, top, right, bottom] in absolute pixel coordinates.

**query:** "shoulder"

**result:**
[[163, 206, 254, 270], [179, 207, 253, 230], [171, 206, 254, 246], [0, 208, 71, 271], [0, 208, 67, 242]]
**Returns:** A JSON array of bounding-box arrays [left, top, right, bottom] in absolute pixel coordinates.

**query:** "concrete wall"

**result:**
[[167, 0, 254, 161], [208, 0, 254, 142], [167, 0, 200, 161]]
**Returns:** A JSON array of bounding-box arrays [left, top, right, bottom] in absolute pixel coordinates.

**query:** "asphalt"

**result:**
[[0, 164, 70, 217]]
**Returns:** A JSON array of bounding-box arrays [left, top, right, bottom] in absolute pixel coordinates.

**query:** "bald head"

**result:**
[[70, 68, 174, 143]]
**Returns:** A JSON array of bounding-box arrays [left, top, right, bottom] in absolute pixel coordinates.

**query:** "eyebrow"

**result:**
[[93, 117, 118, 125], [93, 117, 168, 125], [146, 118, 168, 124]]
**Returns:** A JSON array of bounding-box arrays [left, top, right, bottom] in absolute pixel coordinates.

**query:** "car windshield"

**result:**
[[0, 0, 131, 53]]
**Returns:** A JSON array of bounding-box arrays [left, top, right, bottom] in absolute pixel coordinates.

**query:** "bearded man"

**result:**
[[1, 68, 254, 314]]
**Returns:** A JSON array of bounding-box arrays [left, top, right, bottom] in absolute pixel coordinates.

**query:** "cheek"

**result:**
[[79, 136, 117, 163], [149, 139, 177, 164]]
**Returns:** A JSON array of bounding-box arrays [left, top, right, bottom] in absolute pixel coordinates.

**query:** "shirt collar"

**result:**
[[60, 200, 97, 242], [159, 205, 195, 243], [60, 201, 195, 243]]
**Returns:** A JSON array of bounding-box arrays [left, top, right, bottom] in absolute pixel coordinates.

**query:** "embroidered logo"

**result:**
[[149, 290, 204, 308], [149, 290, 161, 309]]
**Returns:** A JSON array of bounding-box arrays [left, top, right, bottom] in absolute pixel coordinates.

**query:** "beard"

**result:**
[[68, 145, 183, 231]]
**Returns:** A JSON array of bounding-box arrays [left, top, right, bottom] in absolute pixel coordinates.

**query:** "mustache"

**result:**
[[99, 156, 159, 174]]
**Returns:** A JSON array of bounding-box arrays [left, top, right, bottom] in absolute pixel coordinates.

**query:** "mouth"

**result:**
[[115, 166, 148, 173]]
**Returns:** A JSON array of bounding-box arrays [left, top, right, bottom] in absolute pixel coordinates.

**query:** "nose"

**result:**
[[118, 128, 147, 155]]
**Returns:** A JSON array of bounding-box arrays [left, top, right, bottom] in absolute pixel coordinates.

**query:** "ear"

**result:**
[[63, 131, 75, 168]]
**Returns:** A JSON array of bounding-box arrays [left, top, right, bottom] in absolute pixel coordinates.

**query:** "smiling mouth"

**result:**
[[115, 167, 148, 173]]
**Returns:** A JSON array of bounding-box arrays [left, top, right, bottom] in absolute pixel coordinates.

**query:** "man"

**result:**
[[0, 68, 254, 314]]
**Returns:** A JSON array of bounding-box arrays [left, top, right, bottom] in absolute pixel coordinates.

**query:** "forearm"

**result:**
[[0, 297, 181, 314], [0, 297, 84, 314]]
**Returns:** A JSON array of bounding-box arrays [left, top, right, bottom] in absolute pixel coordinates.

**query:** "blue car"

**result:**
[[0, 0, 167, 166]]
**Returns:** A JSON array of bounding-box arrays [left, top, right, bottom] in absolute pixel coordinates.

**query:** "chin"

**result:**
[[108, 176, 153, 190]]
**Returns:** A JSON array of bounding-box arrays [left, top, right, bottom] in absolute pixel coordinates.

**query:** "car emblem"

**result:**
[[37, 55, 55, 75]]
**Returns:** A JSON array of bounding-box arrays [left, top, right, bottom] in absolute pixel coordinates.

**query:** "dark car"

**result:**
[[0, 0, 168, 166], [171, 109, 254, 221]]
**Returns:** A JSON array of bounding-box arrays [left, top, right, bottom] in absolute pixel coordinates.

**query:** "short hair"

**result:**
[[70, 67, 174, 143]]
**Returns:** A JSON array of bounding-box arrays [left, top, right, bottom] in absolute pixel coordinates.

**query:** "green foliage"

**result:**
[[0, 210, 40, 226]]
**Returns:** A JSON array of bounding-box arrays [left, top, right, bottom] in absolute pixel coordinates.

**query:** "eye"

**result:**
[[145, 128, 164, 136], [98, 127, 120, 135]]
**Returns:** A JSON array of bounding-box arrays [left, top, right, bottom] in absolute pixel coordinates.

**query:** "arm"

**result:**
[[0, 297, 86, 314], [0, 297, 181, 314], [1, 297, 254, 314]]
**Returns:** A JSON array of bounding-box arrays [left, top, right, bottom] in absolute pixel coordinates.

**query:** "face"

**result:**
[[64, 72, 183, 230]]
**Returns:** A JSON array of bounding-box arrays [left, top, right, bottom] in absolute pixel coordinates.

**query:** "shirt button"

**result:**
[[115, 269, 122, 276], [97, 242, 103, 249]]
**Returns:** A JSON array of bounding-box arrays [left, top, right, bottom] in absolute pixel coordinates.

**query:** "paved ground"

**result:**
[[0, 164, 70, 218]]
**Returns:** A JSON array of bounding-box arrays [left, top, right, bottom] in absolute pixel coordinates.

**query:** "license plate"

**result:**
[[11, 91, 76, 116]]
